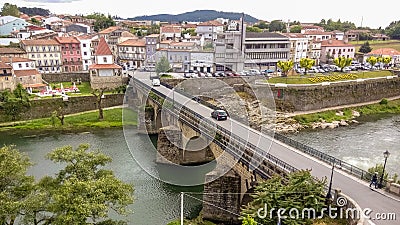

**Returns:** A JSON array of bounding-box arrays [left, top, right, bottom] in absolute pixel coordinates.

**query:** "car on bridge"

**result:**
[[152, 78, 160, 86], [211, 110, 228, 121]]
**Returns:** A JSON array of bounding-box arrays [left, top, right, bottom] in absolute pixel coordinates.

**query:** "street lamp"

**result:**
[[379, 150, 390, 188], [325, 163, 335, 204]]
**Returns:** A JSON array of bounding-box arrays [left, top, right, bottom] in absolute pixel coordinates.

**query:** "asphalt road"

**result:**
[[134, 72, 400, 225]]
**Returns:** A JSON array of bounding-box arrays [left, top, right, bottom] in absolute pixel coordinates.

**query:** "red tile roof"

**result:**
[[14, 69, 40, 77], [54, 36, 80, 44], [160, 25, 182, 34], [21, 39, 60, 46], [321, 40, 354, 47], [0, 47, 26, 54], [282, 33, 306, 38], [197, 20, 224, 27], [26, 25, 45, 31], [304, 31, 334, 35], [96, 38, 112, 55], [0, 57, 33, 63], [369, 48, 400, 56], [98, 26, 121, 34], [118, 39, 146, 47], [146, 34, 160, 38], [89, 64, 122, 69], [0, 61, 11, 69]]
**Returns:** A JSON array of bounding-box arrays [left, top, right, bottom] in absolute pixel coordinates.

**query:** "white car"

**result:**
[[152, 78, 160, 86]]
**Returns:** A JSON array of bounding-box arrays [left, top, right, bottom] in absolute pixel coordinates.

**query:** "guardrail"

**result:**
[[133, 78, 298, 179], [158, 80, 375, 182]]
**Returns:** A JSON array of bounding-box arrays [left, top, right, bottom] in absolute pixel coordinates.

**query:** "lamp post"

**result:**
[[379, 150, 390, 188], [325, 163, 335, 204]]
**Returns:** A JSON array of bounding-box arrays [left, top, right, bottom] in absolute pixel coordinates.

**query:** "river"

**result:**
[[287, 114, 400, 176], [0, 128, 210, 225]]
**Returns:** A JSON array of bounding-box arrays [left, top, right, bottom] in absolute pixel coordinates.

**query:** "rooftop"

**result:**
[[0, 61, 12, 69], [246, 32, 289, 39], [118, 39, 146, 47], [89, 64, 122, 69], [14, 69, 40, 77], [368, 48, 400, 56], [321, 40, 354, 47], [99, 26, 121, 34], [197, 20, 224, 27], [21, 39, 60, 46], [0, 57, 33, 63], [54, 36, 80, 44], [0, 47, 26, 54], [96, 38, 112, 55]]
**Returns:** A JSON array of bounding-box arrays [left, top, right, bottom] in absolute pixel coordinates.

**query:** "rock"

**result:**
[[351, 120, 359, 124], [339, 120, 349, 126], [352, 110, 360, 117], [335, 111, 344, 116], [321, 123, 328, 129]]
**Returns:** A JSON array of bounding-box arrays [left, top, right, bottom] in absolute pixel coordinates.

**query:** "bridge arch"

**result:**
[[182, 135, 215, 165]]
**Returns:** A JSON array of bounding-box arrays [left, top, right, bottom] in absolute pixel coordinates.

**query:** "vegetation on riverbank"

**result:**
[[0, 108, 137, 132], [294, 98, 400, 125]]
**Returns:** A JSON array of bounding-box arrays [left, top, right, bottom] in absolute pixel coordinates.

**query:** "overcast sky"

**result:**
[[2, 0, 398, 29]]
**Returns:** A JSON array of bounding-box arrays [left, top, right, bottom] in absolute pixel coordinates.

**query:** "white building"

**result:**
[[89, 37, 121, 77], [282, 33, 309, 64], [77, 35, 96, 71], [196, 20, 224, 41], [320, 40, 356, 63]]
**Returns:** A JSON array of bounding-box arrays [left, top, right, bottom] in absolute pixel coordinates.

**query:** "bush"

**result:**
[[379, 98, 388, 105]]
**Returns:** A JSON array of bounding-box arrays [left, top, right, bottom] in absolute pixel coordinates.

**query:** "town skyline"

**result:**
[[2, 0, 399, 29]]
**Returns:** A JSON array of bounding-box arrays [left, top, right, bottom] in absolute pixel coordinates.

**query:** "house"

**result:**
[[308, 40, 322, 65], [371, 33, 390, 41], [345, 30, 371, 41], [1, 57, 45, 91], [160, 25, 182, 40], [98, 26, 132, 55], [76, 35, 96, 71], [145, 34, 160, 70], [196, 20, 224, 41], [117, 39, 146, 69], [0, 16, 32, 36], [320, 40, 355, 64], [332, 30, 345, 41], [0, 61, 15, 91], [0, 47, 27, 58], [20, 39, 62, 73], [282, 33, 309, 65], [366, 48, 400, 66], [12, 25, 53, 40], [89, 38, 122, 89], [244, 32, 290, 69], [54, 36, 83, 72], [300, 25, 324, 34], [303, 30, 333, 41], [62, 23, 91, 34]]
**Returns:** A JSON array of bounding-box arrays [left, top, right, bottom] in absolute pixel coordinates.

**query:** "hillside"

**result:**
[[129, 10, 258, 23]]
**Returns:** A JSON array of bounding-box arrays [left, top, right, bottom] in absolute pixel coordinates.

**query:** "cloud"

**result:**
[[23, 0, 81, 3]]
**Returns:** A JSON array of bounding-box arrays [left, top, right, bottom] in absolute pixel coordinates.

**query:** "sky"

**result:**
[[1, 0, 399, 29]]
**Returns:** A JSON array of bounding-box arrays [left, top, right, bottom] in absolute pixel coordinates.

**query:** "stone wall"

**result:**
[[90, 76, 129, 90], [0, 94, 124, 122], [162, 76, 400, 112], [42, 72, 90, 83]]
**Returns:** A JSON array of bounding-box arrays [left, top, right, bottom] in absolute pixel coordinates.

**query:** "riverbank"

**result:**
[[0, 107, 137, 133]]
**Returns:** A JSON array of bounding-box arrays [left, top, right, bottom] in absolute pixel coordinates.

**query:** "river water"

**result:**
[[287, 114, 400, 176], [0, 128, 208, 225]]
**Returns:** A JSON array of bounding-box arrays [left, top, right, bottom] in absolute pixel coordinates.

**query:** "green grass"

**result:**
[[267, 70, 393, 84], [0, 108, 137, 132], [49, 81, 92, 95], [160, 74, 173, 79], [294, 99, 400, 125], [350, 40, 400, 52]]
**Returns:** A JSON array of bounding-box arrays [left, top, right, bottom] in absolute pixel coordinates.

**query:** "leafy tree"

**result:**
[[18, 6, 50, 16], [0, 84, 30, 121], [241, 215, 257, 225], [1, 3, 20, 17], [246, 26, 262, 33], [277, 60, 294, 77], [241, 170, 326, 225], [385, 21, 400, 39], [359, 41, 372, 53], [254, 21, 269, 30], [366, 56, 378, 67], [299, 58, 315, 75], [268, 20, 285, 32], [334, 56, 352, 72], [156, 56, 171, 75], [182, 28, 197, 36], [290, 25, 302, 33], [0, 145, 35, 225], [34, 144, 134, 225], [30, 18, 41, 25], [86, 13, 116, 32], [381, 56, 392, 66]]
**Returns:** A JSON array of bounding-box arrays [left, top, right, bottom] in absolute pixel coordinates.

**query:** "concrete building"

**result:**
[[0, 47, 27, 58], [76, 35, 96, 71], [0, 17, 32, 36], [282, 33, 309, 65], [98, 26, 134, 56], [63, 23, 91, 34], [196, 20, 224, 41], [20, 39, 62, 73], [12, 25, 53, 40], [303, 31, 333, 41], [0, 61, 14, 91], [89, 37, 121, 77], [244, 32, 290, 69], [117, 39, 146, 69], [190, 51, 215, 73], [320, 40, 355, 64], [160, 25, 182, 40], [145, 34, 160, 70], [54, 36, 83, 72], [308, 41, 322, 65]]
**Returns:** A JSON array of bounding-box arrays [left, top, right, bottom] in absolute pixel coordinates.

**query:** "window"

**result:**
[[2, 70, 6, 74], [103, 57, 107, 63], [85, 60, 88, 63], [25, 63, 29, 67], [84, 52, 88, 56], [31, 54, 35, 58], [83, 43, 87, 47], [18, 63, 22, 68], [77, 51, 80, 54]]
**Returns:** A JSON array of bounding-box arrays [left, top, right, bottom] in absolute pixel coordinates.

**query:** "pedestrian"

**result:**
[[370, 172, 378, 189]]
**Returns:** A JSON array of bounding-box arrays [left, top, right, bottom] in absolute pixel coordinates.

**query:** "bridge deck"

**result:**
[[134, 72, 399, 224]]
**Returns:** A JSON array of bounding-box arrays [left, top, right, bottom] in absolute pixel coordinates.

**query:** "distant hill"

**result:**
[[129, 10, 259, 23]]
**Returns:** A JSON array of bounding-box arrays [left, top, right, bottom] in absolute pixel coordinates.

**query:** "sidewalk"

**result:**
[[285, 95, 400, 117]]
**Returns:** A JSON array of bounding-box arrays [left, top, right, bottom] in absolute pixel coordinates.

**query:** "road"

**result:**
[[134, 72, 400, 224]]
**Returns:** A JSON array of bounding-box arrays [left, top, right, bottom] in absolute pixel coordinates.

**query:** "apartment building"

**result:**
[[282, 33, 309, 65], [20, 39, 62, 73], [117, 39, 146, 69], [54, 36, 83, 72], [320, 40, 355, 63]]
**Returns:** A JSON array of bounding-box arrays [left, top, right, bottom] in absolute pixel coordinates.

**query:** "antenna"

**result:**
[[360, 16, 363, 28]]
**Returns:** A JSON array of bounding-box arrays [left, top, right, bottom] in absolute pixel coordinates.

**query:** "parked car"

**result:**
[[152, 78, 160, 86], [205, 72, 213, 77], [211, 110, 228, 121]]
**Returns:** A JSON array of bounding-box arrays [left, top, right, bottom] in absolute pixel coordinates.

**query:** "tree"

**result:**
[[241, 170, 326, 225], [92, 89, 106, 120], [155, 56, 171, 75], [268, 20, 285, 32], [0, 145, 35, 225], [86, 13, 116, 32], [1, 3, 20, 17], [277, 60, 294, 77], [0, 84, 30, 121], [334, 56, 352, 72], [18, 6, 50, 16], [254, 21, 269, 30], [246, 26, 262, 33], [290, 25, 302, 33], [366, 56, 378, 67], [299, 58, 315, 75], [359, 41, 372, 53], [385, 20, 400, 39], [380, 56, 392, 67], [181, 28, 197, 36]]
